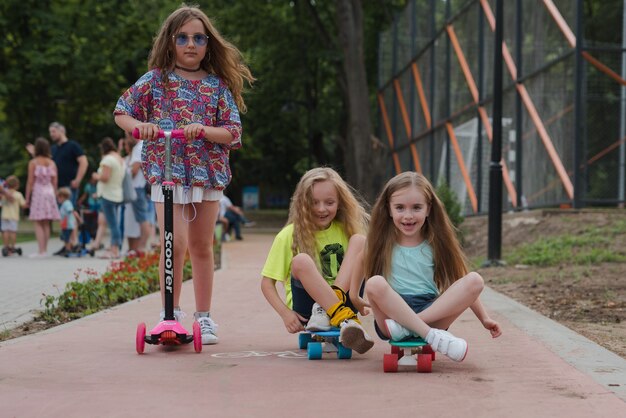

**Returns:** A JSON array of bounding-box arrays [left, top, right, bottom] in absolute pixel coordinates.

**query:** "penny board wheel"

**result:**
[[417, 353, 432, 372], [383, 353, 399, 372], [307, 342, 323, 360]]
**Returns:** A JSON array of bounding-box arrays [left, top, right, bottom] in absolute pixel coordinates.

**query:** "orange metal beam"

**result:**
[[393, 79, 422, 172], [587, 136, 626, 165], [393, 80, 413, 139], [411, 63, 432, 128], [527, 177, 561, 204], [477, 107, 493, 140], [377, 92, 402, 174], [446, 122, 478, 213], [516, 87, 574, 198], [525, 134, 625, 204], [447, 24, 518, 207], [522, 104, 574, 140], [541, 0, 626, 86], [542, 0, 576, 47], [479, 0, 575, 200], [446, 26, 479, 102], [582, 52, 626, 86]]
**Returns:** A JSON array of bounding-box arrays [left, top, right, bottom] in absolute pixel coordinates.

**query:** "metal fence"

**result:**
[[377, 0, 626, 214]]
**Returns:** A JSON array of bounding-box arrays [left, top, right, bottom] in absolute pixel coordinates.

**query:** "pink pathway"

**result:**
[[0, 234, 624, 417]]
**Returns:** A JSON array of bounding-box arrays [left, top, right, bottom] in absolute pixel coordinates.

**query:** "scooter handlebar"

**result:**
[[132, 128, 202, 140]]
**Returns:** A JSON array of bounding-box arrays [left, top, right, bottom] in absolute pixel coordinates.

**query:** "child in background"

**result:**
[[78, 175, 101, 213], [113, 4, 254, 344], [0, 176, 27, 256], [261, 167, 374, 354], [57, 187, 77, 255], [353, 172, 501, 362]]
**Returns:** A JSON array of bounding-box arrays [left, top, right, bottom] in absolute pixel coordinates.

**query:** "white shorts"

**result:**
[[151, 185, 223, 204], [1, 219, 18, 232]]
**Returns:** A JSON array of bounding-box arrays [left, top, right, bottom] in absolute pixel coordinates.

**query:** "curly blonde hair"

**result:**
[[287, 167, 369, 265], [364, 172, 468, 292], [148, 4, 255, 112]]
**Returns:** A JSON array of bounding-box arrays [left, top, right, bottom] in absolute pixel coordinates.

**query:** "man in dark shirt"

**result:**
[[48, 122, 88, 205], [49, 122, 88, 255]]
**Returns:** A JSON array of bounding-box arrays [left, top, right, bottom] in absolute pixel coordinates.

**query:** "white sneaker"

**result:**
[[339, 319, 374, 354], [159, 308, 186, 322], [196, 315, 219, 345], [305, 303, 331, 331], [426, 328, 468, 362], [384, 319, 417, 341]]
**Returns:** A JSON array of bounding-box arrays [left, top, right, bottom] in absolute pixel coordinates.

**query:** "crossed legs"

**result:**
[[365, 272, 484, 339]]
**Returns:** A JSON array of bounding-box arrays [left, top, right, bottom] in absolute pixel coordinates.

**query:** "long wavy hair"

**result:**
[[364, 172, 468, 292], [287, 167, 369, 265], [148, 4, 255, 112]]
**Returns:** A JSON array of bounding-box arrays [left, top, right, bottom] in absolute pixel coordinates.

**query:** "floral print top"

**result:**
[[114, 69, 242, 190]]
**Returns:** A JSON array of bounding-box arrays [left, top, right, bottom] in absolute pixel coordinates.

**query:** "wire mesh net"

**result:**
[[378, 0, 626, 213]]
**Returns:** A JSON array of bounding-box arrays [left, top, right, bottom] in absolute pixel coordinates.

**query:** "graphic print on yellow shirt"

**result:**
[[319, 242, 344, 281]]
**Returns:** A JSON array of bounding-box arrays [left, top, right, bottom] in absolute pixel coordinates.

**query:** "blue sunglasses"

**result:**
[[172, 33, 209, 47]]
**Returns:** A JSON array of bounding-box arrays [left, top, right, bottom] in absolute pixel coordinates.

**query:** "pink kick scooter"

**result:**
[[134, 128, 202, 354]]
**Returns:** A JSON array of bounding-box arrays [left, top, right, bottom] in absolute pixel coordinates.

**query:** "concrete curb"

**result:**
[[482, 286, 626, 401]]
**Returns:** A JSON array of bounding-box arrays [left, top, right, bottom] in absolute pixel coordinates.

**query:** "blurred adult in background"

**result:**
[[25, 137, 60, 257], [218, 194, 255, 241], [92, 137, 125, 259], [123, 133, 152, 253], [48, 122, 88, 205]]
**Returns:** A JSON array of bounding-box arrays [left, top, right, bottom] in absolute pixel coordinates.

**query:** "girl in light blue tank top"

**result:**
[[352, 172, 502, 363]]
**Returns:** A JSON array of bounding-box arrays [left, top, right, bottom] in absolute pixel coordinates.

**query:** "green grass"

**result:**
[[505, 221, 626, 267], [15, 233, 37, 244]]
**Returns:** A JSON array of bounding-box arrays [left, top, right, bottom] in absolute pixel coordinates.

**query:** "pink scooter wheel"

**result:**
[[136, 323, 146, 354], [193, 321, 202, 353]]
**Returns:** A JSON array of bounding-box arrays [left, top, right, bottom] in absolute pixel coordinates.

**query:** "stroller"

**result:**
[[65, 209, 98, 258]]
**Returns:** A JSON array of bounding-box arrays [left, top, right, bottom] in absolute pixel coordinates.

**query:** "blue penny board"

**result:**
[[308, 327, 340, 337], [389, 337, 428, 347]]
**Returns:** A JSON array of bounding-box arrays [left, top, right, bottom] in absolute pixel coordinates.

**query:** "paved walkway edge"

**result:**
[[482, 286, 626, 401]]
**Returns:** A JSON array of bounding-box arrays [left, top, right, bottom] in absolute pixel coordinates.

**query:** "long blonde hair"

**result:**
[[364, 172, 468, 292], [148, 4, 255, 112], [288, 167, 369, 264]]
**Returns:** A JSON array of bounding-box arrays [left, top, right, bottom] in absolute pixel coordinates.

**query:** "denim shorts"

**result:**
[[291, 276, 363, 322], [60, 229, 72, 243], [374, 293, 438, 340], [131, 187, 149, 223]]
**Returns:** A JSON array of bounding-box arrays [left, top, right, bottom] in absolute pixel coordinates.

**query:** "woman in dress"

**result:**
[[25, 137, 61, 257]]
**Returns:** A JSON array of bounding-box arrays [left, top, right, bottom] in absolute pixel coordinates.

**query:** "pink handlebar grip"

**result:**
[[132, 128, 201, 140]]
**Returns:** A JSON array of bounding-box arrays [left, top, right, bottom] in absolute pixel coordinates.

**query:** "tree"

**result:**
[[300, 0, 399, 202], [0, 0, 403, 205]]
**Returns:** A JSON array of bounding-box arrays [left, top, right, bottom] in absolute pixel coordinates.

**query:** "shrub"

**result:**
[[38, 251, 193, 324], [436, 181, 465, 228]]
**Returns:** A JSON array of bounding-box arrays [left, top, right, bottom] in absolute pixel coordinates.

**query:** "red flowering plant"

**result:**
[[38, 251, 194, 324]]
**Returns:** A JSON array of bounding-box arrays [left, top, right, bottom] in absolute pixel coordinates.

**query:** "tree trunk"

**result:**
[[336, 0, 384, 203]]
